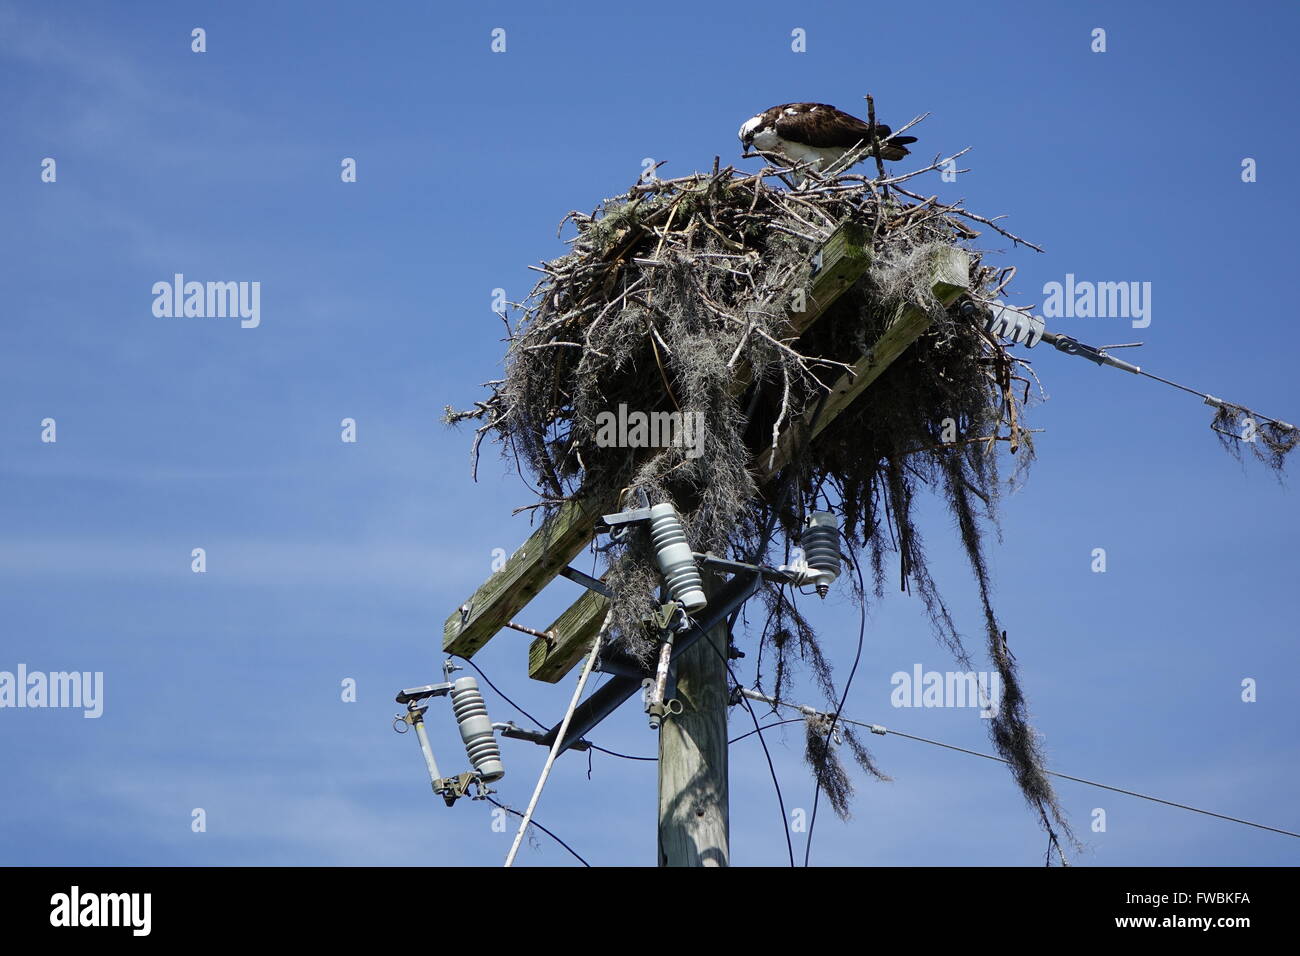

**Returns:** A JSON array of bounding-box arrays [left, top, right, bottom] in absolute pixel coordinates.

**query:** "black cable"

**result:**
[[802, 546, 867, 867], [729, 718, 805, 744], [590, 744, 656, 762], [483, 795, 590, 866]]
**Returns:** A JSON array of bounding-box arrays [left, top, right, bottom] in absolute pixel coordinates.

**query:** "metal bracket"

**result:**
[[540, 568, 764, 755], [693, 551, 816, 587], [959, 298, 1142, 374], [601, 506, 655, 527], [594, 489, 654, 550], [646, 697, 684, 730], [648, 601, 691, 634], [497, 720, 591, 752], [432, 771, 482, 807], [599, 487, 652, 527], [559, 565, 612, 598], [395, 682, 452, 705], [1044, 332, 1142, 373]]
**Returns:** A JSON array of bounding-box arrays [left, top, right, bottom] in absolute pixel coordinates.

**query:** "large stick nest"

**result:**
[[450, 143, 1077, 859]]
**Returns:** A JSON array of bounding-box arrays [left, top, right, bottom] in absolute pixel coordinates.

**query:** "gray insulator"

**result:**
[[984, 301, 1045, 348], [649, 503, 707, 611], [451, 677, 505, 782], [800, 511, 842, 595]]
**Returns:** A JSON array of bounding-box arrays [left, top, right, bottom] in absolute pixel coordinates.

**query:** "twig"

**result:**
[[864, 93, 889, 189]]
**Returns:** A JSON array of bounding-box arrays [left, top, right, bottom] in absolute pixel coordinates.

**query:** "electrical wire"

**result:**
[[484, 795, 590, 866], [743, 697, 1300, 842], [858, 720, 1300, 840], [574, 721, 807, 758], [801, 546, 867, 866], [1028, 321, 1296, 432], [728, 718, 805, 744], [589, 744, 656, 761], [1135, 367, 1294, 431], [459, 654, 637, 765]]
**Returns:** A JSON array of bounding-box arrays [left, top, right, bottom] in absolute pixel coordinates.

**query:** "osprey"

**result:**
[[738, 102, 917, 176]]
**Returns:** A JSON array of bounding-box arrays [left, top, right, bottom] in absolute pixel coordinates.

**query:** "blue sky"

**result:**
[[1, 0, 1297, 866]]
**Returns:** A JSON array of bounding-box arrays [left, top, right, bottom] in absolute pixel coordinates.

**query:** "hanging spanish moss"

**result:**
[[1211, 400, 1299, 476], [802, 712, 893, 823]]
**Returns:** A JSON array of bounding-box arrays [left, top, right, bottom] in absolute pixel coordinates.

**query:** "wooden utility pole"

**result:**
[[657, 575, 730, 866]]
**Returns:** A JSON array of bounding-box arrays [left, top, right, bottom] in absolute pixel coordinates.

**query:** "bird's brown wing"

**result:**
[[773, 104, 916, 158]]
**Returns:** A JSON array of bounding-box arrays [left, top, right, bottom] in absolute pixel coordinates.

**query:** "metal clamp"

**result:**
[[1043, 332, 1141, 374]]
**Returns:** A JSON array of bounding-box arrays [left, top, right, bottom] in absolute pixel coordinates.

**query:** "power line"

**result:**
[[584, 719, 807, 756], [739, 693, 1300, 841], [484, 796, 590, 867], [589, 744, 656, 761], [583, 722, 807, 757], [802, 549, 868, 866], [729, 719, 805, 744], [866, 720, 1300, 840], [1135, 367, 1294, 432], [973, 301, 1297, 433], [464, 657, 654, 762]]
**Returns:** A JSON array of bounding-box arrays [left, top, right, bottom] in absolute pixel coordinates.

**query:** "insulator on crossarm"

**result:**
[[800, 511, 842, 597], [649, 502, 707, 611], [450, 677, 505, 782]]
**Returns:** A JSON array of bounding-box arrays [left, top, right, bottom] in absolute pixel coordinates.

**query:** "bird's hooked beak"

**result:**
[[738, 118, 759, 153]]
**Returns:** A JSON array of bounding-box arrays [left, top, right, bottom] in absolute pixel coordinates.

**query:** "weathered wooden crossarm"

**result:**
[[530, 245, 970, 681], [442, 497, 610, 658], [786, 220, 870, 331], [446, 220, 874, 664], [754, 245, 970, 483], [526, 587, 609, 681]]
